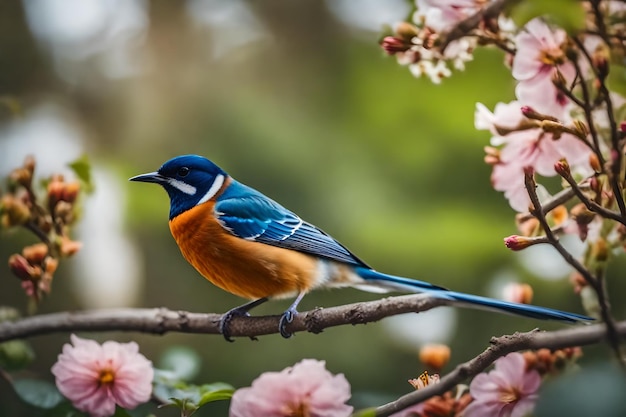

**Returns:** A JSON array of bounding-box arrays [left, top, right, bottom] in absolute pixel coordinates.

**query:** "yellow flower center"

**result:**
[[539, 48, 565, 66], [99, 369, 115, 386], [500, 386, 520, 404], [283, 400, 311, 417]]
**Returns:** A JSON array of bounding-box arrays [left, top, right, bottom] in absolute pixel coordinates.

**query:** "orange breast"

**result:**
[[169, 201, 319, 300]]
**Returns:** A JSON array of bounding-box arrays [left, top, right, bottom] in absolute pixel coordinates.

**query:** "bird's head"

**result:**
[[130, 155, 228, 219]]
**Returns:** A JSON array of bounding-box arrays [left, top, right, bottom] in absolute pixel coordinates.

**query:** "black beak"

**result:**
[[129, 172, 167, 184]]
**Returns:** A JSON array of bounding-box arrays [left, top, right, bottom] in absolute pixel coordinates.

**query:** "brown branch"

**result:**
[[375, 321, 626, 417], [0, 294, 451, 343], [439, 0, 521, 52], [524, 172, 624, 365]]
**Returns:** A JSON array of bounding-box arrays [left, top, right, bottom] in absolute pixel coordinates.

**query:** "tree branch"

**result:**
[[0, 294, 450, 342], [439, 0, 521, 52], [375, 321, 626, 417]]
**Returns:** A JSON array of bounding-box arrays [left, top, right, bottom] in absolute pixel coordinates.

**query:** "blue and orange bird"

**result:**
[[130, 155, 592, 340]]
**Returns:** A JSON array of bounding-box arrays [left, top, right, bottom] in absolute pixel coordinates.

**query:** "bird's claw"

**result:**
[[278, 309, 297, 338], [219, 308, 251, 342]]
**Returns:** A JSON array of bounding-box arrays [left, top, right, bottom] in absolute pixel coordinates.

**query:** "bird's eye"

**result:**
[[177, 167, 190, 177]]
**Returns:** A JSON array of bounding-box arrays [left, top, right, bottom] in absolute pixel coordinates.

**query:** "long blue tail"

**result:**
[[354, 267, 593, 323]]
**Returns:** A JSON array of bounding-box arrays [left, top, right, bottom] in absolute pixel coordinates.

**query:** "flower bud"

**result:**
[[1, 195, 31, 226], [572, 119, 589, 139], [419, 344, 451, 370], [554, 159, 571, 177], [504, 235, 548, 251], [521, 106, 559, 122], [47, 178, 65, 210], [588, 152, 601, 172], [44, 256, 59, 276], [395, 22, 419, 40], [9, 168, 32, 188], [22, 243, 49, 264], [381, 36, 411, 55], [54, 201, 74, 224], [62, 182, 80, 203], [502, 282, 533, 304], [8, 254, 37, 280], [58, 236, 82, 257]]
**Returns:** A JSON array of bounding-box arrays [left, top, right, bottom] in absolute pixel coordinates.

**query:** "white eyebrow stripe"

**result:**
[[197, 174, 225, 205], [167, 178, 196, 195]]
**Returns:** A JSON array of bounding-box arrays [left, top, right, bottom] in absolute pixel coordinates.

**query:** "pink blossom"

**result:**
[[475, 100, 591, 211], [229, 359, 353, 417], [415, 0, 480, 32], [51, 335, 153, 417], [512, 18, 575, 115], [464, 352, 540, 417]]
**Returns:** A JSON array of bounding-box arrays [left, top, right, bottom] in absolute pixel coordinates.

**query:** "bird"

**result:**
[[130, 154, 593, 340]]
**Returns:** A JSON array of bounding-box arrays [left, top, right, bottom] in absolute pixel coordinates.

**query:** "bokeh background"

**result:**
[[1, 1, 623, 416]]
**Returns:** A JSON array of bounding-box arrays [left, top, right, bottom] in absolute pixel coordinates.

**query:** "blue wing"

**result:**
[[214, 181, 369, 267]]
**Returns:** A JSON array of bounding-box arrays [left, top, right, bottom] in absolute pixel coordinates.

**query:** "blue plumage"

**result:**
[[131, 154, 594, 340], [216, 181, 369, 267]]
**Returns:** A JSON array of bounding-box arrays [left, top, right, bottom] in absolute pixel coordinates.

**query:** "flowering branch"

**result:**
[[438, 0, 520, 52], [524, 171, 624, 364], [0, 294, 451, 343], [375, 321, 626, 417]]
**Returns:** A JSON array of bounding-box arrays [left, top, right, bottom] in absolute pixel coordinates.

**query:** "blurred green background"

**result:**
[[0, 1, 623, 416]]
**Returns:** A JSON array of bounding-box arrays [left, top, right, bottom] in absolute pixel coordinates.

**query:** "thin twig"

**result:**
[[439, 0, 521, 52], [375, 322, 626, 417], [524, 172, 623, 365], [558, 171, 626, 226]]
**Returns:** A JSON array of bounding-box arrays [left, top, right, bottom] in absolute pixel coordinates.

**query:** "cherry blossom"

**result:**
[[229, 359, 353, 417], [464, 352, 541, 417], [512, 18, 575, 115], [51, 335, 153, 417], [475, 100, 591, 211]]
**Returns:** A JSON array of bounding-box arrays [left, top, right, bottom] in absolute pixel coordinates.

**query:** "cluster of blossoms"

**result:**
[[383, 0, 626, 321], [392, 348, 581, 417], [49, 334, 583, 417], [2, 156, 83, 302]]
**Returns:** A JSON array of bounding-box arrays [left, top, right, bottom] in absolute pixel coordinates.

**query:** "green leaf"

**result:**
[[198, 388, 234, 406], [12, 378, 64, 409], [0, 340, 35, 371], [511, 0, 586, 33], [68, 155, 94, 193]]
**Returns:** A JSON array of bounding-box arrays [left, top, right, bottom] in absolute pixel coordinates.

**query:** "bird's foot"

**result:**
[[219, 298, 268, 342], [278, 308, 298, 338]]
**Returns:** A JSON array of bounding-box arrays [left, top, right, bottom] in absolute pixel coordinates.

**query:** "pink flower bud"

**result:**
[[504, 235, 548, 251], [381, 36, 410, 55], [554, 159, 571, 177], [8, 254, 37, 280]]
